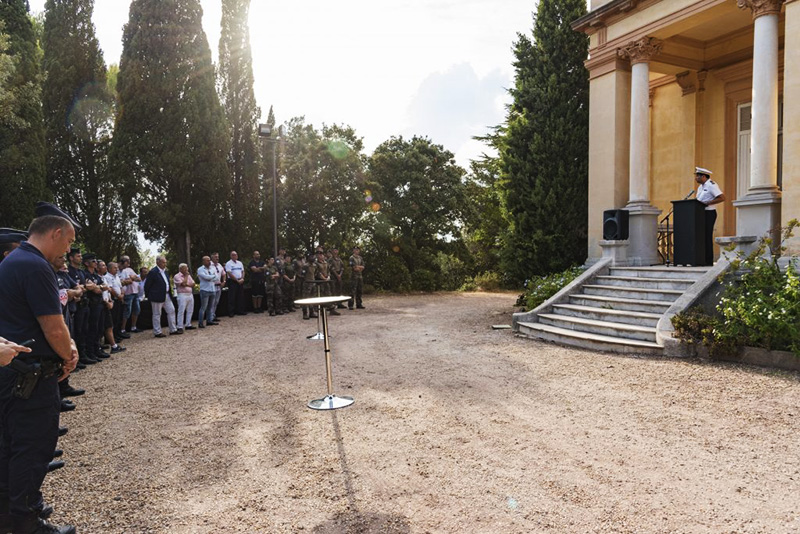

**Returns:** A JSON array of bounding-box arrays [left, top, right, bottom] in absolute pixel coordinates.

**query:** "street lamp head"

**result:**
[[258, 123, 271, 137]]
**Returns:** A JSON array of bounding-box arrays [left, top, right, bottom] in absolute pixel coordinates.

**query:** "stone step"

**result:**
[[569, 294, 672, 314], [582, 284, 683, 302], [538, 313, 657, 342], [552, 303, 661, 327], [595, 275, 696, 291], [609, 266, 709, 280], [517, 322, 663, 355]]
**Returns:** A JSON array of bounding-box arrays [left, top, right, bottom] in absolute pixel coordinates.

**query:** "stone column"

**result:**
[[618, 37, 663, 265], [734, 0, 783, 241], [781, 0, 799, 259]]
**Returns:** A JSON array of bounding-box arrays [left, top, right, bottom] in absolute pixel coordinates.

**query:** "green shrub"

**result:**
[[516, 266, 584, 310], [473, 271, 502, 291], [672, 219, 800, 357], [435, 252, 470, 291], [374, 255, 411, 292], [412, 268, 437, 292]]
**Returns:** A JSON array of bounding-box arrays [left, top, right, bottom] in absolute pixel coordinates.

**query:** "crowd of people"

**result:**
[[142, 245, 366, 336], [0, 201, 366, 534]]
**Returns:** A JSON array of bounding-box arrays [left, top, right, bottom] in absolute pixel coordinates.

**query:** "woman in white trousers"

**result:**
[[174, 263, 195, 332]]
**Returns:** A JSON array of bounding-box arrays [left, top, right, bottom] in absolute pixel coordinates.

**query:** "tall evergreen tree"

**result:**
[[497, 0, 589, 284], [42, 0, 135, 260], [218, 0, 260, 254], [109, 0, 231, 265], [0, 0, 49, 228]]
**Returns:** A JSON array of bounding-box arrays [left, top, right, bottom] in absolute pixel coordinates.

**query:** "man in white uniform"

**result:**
[[695, 166, 725, 266]]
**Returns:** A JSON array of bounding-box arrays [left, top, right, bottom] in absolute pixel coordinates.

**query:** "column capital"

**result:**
[[618, 37, 663, 65], [737, 0, 784, 19]]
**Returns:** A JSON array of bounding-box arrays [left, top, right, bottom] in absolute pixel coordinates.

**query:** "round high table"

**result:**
[[303, 279, 331, 340], [294, 295, 354, 410]]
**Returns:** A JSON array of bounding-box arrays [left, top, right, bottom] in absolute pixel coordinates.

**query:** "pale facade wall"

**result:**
[[650, 83, 695, 218], [587, 67, 631, 259], [782, 1, 800, 255], [698, 72, 728, 241]]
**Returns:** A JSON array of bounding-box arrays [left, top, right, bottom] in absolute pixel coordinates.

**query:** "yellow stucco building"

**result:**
[[574, 0, 798, 264]]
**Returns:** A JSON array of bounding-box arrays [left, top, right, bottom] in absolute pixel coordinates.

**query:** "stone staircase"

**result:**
[[516, 266, 710, 354]]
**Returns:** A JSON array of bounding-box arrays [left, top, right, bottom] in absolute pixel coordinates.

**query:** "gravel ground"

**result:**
[[47, 292, 800, 533]]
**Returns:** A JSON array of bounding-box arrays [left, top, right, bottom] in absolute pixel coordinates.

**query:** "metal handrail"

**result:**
[[658, 210, 674, 265]]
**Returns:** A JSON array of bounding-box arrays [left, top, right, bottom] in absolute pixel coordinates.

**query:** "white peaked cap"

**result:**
[[695, 166, 713, 176]]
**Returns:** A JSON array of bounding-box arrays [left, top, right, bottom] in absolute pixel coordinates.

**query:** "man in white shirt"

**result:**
[[119, 255, 141, 333], [225, 250, 246, 316], [695, 166, 725, 266], [210, 252, 226, 323]]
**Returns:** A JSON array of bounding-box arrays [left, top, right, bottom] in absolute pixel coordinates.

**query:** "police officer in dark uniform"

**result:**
[[66, 249, 94, 366], [0, 229, 29, 264], [0, 202, 79, 534], [80, 254, 108, 362]]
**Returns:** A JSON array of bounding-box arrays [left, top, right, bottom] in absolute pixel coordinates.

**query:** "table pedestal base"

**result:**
[[306, 332, 325, 340], [308, 394, 355, 410]]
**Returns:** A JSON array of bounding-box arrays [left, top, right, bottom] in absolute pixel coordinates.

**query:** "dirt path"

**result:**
[[48, 292, 800, 533]]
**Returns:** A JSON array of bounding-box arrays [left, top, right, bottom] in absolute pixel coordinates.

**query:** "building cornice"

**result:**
[[572, 0, 641, 33]]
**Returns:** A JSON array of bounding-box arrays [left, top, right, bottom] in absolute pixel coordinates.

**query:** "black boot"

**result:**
[[11, 513, 75, 534], [302, 309, 309, 320]]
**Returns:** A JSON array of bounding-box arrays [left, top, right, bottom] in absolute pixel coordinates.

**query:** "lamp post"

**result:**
[[258, 123, 281, 259]]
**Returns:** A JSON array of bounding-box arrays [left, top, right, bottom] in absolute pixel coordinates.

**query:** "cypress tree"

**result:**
[[498, 0, 589, 284], [42, 0, 135, 260], [109, 0, 231, 265], [218, 0, 261, 254], [0, 0, 49, 228]]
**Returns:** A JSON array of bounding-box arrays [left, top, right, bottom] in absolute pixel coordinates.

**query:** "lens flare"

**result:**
[[327, 139, 349, 160], [67, 82, 114, 143], [392, 245, 400, 253], [370, 202, 381, 212]]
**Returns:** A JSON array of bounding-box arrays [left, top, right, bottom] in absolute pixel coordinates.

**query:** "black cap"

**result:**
[[0, 228, 28, 245], [34, 201, 82, 232], [68, 247, 81, 256], [82, 253, 97, 262]]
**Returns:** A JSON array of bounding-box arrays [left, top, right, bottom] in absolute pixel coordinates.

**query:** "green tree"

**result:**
[[462, 154, 505, 277], [42, 0, 135, 260], [109, 0, 231, 265], [218, 0, 261, 254], [497, 0, 589, 284], [0, 0, 49, 229], [280, 117, 367, 254], [0, 22, 16, 121], [366, 136, 468, 276]]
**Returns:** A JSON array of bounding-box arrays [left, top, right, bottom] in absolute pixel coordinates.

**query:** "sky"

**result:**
[[28, 0, 539, 168]]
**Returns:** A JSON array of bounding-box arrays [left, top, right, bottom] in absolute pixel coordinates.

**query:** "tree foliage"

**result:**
[[218, 0, 261, 254], [0, 0, 49, 229], [42, 0, 135, 261], [279, 117, 367, 254], [497, 0, 589, 284], [462, 153, 505, 277], [109, 0, 231, 266], [365, 136, 470, 288]]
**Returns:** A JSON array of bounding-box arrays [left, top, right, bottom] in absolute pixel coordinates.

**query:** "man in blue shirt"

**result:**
[[0, 202, 79, 534]]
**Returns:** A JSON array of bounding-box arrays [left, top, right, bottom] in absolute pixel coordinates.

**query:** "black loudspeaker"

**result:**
[[603, 209, 629, 240]]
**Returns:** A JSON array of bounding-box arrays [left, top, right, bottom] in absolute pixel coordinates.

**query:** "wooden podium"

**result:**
[[672, 199, 707, 266]]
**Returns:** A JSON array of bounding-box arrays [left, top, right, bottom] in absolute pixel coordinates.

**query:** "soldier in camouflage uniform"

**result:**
[[292, 254, 304, 305], [329, 248, 346, 309], [349, 246, 365, 309], [281, 253, 297, 313], [265, 256, 283, 316], [314, 249, 340, 316], [301, 252, 317, 320]]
